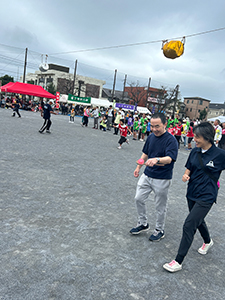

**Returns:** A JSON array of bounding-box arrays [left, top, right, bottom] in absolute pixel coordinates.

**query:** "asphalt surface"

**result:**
[[1, 108, 225, 300]]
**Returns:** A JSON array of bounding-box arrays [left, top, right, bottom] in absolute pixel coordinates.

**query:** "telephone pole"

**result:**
[[23, 48, 28, 83], [111, 69, 117, 102], [72, 59, 78, 95], [146, 77, 151, 106], [122, 74, 127, 102]]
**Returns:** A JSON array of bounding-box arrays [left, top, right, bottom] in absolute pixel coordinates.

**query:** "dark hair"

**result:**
[[120, 119, 125, 124], [151, 112, 167, 124], [193, 122, 215, 145]]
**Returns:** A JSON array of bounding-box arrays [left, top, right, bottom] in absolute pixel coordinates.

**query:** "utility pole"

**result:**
[[121, 74, 127, 102], [173, 85, 179, 116], [23, 48, 28, 83], [72, 59, 77, 95], [146, 77, 151, 107], [111, 69, 117, 102]]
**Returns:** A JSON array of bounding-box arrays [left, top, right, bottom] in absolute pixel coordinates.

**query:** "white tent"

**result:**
[[137, 106, 151, 114], [207, 115, 225, 123], [91, 98, 111, 108]]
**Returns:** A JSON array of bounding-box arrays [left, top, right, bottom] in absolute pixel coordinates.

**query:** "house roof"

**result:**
[[209, 102, 225, 109], [102, 88, 130, 101], [184, 97, 211, 102]]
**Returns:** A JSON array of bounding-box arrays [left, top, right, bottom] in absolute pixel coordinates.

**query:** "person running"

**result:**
[[174, 119, 183, 149], [82, 106, 90, 127], [167, 123, 175, 135], [39, 100, 57, 133], [218, 122, 225, 150], [186, 122, 194, 150], [12, 97, 21, 118], [132, 117, 139, 140], [69, 108, 75, 123], [163, 122, 225, 273], [130, 113, 178, 241], [140, 119, 148, 141], [114, 119, 132, 149], [214, 119, 222, 147]]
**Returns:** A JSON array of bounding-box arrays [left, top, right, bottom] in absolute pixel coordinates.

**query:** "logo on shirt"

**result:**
[[206, 161, 214, 167]]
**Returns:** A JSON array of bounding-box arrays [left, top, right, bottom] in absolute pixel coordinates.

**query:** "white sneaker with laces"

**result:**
[[163, 260, 182, 273], [198, 239, 214, 255]]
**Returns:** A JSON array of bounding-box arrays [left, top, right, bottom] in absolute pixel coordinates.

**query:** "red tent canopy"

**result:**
[[0, 82, 56, 99]]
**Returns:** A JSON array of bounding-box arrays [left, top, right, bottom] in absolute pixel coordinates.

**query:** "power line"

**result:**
[[49, 26, 225, 56]]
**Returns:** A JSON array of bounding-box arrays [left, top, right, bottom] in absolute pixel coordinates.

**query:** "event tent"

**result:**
[[207, 115, 225, 123], [0, 82, 56, 99]]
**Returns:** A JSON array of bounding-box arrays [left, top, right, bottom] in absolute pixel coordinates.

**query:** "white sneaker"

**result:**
[[163, 260, 182, 273], [140, 139, 144, 142], [198, 240, 214, 255], [126, 139, 129, 144], [117, 146, 122, 149]]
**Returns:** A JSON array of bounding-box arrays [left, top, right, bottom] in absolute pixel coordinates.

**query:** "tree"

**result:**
[[159, 85, 182, 115], [125, 81, 147, 106], [199, 108, 207, 120], [47, 82, 56, 95], [0, 74, 14, 86]]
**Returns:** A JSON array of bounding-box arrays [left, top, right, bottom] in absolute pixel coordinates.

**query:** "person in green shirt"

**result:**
[[140, 120, 148, 141], [133, 117, 139, 140]]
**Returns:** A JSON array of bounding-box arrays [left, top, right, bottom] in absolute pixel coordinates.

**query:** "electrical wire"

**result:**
[[49, 26, 225, 55]]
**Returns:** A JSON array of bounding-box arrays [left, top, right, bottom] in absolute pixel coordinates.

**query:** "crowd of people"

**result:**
[[75, 105, 225, 151]]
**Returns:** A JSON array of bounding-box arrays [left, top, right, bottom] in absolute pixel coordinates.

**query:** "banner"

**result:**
[[115, 103, 134, 110], [68, 94, 91, 104]]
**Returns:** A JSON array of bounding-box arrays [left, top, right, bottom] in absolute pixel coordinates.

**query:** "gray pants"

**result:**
[[93, 117, 99, 129], [134, 174, 171, 231], [107, 116, 113, 129]]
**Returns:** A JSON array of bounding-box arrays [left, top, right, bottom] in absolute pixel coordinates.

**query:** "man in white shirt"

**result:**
[[214, 119, 222, 147], [92, 106, 99, 129], [107, 105, 113, 130]]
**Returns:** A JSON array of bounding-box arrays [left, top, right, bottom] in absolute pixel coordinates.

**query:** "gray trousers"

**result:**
[[134, 174, 171, 231], [107, 116, 113, 129], [93, 117, 99, 128]]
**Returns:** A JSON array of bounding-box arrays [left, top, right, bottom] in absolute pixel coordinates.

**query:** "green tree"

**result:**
[[27, 80, 34, 84], [47, 82, 56, 95], [199, 108, 207, 120], [0, 74, 14, 86]]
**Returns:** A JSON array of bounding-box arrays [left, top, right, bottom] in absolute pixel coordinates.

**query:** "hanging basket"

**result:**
[[162, 37, 185, 59]]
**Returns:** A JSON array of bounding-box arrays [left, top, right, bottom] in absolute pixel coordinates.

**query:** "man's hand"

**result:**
[[134, 167, 140, 178], [145, 158, 158, 167]]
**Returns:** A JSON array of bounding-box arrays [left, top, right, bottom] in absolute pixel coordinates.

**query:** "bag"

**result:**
[[162, 38, 185, 59]]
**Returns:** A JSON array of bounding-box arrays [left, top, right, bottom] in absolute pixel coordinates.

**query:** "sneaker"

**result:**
[[130, 223, 150, 235], [117, 146, 122, 149], [140, 139, 144, 142], [198, 239, 214, 255], [126, 139, 129, 144], [163, 260, 182, 273], [46, 130, 51, 134], [39, 130, 43, 134], [149, 229, 165, 241]]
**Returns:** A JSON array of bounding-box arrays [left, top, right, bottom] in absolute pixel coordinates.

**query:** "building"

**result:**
[[102, 88, 130, 103], [208, 102, 225, 118], [183, 97, 210, 120], [23, 64, 106, 99], [124, 86, 164, 110]]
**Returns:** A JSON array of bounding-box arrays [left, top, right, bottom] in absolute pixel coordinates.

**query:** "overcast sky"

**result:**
[[1, 0, 225, 103]]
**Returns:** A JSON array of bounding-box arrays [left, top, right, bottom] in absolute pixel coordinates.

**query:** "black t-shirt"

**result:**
[[142, 131, 178, 179], [186, 145, 225, 203]]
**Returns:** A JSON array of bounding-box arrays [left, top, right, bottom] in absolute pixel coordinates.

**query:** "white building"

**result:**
[[23, 64, 106, 99]]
